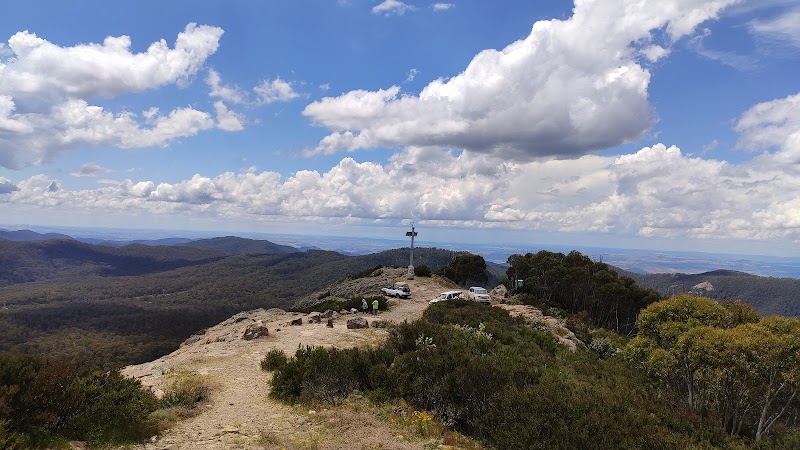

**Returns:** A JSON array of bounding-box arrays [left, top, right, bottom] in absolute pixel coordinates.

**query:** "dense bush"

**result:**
[[414, 264, 432, 277], [0, 353, 159, 447], [266, 301, 732, 449], [438, 253, 488, 287], [66, 370, 160, 443], [268, 346, 395, 403]]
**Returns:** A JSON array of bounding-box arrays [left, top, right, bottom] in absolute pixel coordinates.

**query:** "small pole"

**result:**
[[405, 224, 417, 279]]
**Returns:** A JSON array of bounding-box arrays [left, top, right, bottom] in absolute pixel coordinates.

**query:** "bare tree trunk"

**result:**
[[757, 388, 797, 441]]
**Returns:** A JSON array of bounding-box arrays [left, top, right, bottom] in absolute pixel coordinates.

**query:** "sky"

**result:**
[[0, 0, 799, 256]]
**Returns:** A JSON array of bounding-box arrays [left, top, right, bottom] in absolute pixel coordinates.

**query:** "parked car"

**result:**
[[429, 290, 463, 304], [381, 282, 411, 299], [467, 286, 491, 305]]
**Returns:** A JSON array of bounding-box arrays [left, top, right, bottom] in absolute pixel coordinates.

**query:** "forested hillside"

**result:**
[[178, 236, 299, 255], [624, 270, 800, 317], [0, 229, 75, 241], [0, 239, 222, 287], [0, 240, 459, 369]]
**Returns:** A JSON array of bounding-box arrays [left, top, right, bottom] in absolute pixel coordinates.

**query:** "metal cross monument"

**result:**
[[406, 224, 417, 279]]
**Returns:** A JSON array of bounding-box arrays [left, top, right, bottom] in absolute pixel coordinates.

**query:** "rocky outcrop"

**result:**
[[496, 304, 586, 352], [690, 281, 715, 294], [294, 268, 408, 309], [347, 317, 369, 329], [242, 321, 268, 340], [179, 308, 294, 345]]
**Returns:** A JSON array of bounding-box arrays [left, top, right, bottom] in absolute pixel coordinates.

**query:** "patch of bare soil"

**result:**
[[121, 274, 459, 450]]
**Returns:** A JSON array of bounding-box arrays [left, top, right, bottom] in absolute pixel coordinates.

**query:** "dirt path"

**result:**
[[122, 275, 456, 450]]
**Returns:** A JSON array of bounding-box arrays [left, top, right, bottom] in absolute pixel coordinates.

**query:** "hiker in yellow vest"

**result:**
[[372, 298, 379, 315]]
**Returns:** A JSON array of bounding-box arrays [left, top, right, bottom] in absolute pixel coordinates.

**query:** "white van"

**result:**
[[429, 290, 463, 304]]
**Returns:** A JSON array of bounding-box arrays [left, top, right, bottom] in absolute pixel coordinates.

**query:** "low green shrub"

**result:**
[[269, 346, 394, 404], [67, 370, 160, 443], [587, 337, 620, 359], [261, 349, 288, 371]]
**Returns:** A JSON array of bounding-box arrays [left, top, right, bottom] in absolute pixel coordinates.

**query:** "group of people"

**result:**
[[362, 297, 379, 315]]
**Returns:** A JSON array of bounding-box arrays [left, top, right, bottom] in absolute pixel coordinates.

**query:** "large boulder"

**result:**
[[491, 284, 508, 301], [242, 321, 269, 340], [346, 317, 369, 329]]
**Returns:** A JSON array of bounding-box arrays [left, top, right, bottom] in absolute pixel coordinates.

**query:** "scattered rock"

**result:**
[[242, 321, 269, 340], [321, 309, 336, 318], [347, 317, 369, 329], [340, 309, 350, 315], [221, 425, 239, 434], [290, 318, 303, 326], [307, 312, 321, 323], [350, 308, 358, 314]]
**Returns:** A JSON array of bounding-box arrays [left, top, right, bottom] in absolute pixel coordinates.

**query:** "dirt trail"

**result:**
[[122, 275, 454, 450]]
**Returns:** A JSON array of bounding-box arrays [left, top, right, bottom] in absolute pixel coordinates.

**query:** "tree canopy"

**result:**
[[506, 250, 661, 334], [626, 295, 800, 441]]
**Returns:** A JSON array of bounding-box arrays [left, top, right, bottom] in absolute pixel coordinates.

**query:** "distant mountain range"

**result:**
[[621, 269, 800, 318], [4, 226, 800, 278]]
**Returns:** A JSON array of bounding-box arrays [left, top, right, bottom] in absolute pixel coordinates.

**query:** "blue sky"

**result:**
[[1, 0, 799, 256]]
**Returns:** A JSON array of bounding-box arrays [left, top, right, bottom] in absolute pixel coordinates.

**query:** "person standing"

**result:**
[[362, 298, 368, 314], [372, 298, 379, 315]]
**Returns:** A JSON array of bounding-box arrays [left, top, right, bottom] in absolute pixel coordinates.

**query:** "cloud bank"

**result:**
[[4, 88, 799, 244]]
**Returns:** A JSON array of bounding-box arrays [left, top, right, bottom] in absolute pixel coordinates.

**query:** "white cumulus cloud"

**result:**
[[432, 3, 454, 12], [0, 24, 225, 169], [736, 92, 800, 150], [304, 0, 740, 159], [0, 176, 17, 193], [372, 0, 416, 16], [214, 101, 245, 131], [1, 23, 222, 106], [71, 162, 111, 178], [254, 77, 300, 105]]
